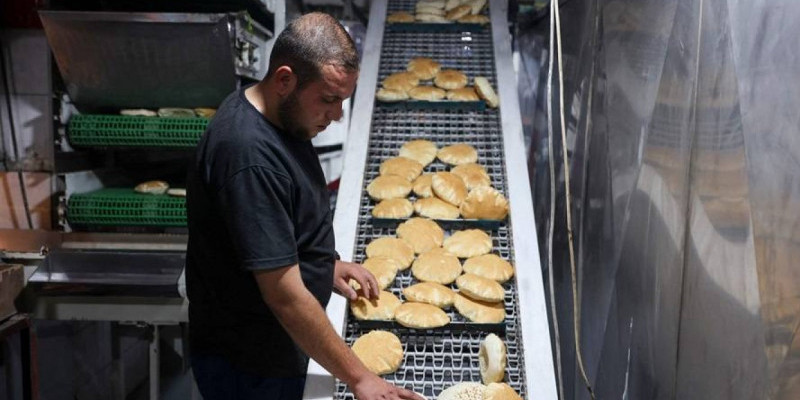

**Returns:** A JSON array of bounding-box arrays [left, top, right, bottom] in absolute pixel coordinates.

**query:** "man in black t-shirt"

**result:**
[[186, 12, 422, 400]]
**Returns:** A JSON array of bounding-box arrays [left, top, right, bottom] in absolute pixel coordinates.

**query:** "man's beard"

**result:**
[[278, 91, 313, 141]]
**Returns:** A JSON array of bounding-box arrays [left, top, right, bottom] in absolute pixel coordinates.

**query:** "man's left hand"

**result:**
[[333, 260, 380, 300]]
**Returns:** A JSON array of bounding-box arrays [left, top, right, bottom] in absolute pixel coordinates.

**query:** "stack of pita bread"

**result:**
[[386, 0, 490, 25]]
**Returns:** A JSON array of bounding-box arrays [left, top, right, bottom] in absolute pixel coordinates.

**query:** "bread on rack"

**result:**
[[355, 257, 401, 290], [414, 197, 461, 219], [387, 11, 416, 23], [443, 229, 492, 258], [411, 248, 463, 285], [451, 163, 491, 190], [351, 330, 403, 375], [445, 4, 472, 20], [416, 13, 449, 23], [456, 273, 505, 303], [349, 290, 403, 320], [376, 88, 409, 102], [474, 77, 499, 108], [409, 86, 447, 101], [395, 302, 450, 329], [372, 198, 414, 218], [446, 87, 480, 102], [438, 382, 488, 400], [434, 69, 468, 90], [468, 0, 488, 14], [462, 254, 514, 283], [402, 282, 456, 308], [365, 237, 415, 269], [460, 186, 509, 220], [413, 174, 435, 198], [382, 71, 420, 93], [397, 217, 445, 254], [458, 14, 490, 24], [380, 156, 424, 181], [485, 383, 522, 400], [367, 175, 413, 200], [480, 334, 507, 384], [407, 57, 442, 80], [432, 171, 468, 207], [134, 180, 169, 195], [438, 143, 478, 165], [400, 140, 438, 166], [454, 292, 505, 323]]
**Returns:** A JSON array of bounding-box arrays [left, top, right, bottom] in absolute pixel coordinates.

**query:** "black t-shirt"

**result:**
[[185, 86, 336, 378]]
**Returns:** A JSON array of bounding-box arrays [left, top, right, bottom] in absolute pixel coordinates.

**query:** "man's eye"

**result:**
[[323, 97, 335, 104]]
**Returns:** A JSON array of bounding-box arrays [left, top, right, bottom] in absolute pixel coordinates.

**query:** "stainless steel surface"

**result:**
[[531, 0, 800, 398], [39, 11, 270, 111]]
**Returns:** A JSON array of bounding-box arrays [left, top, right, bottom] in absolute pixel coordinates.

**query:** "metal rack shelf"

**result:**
[[68, 114, 209, 148]]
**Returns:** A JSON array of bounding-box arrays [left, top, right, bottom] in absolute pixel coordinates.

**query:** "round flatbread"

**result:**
[[134, 180, 169, 195], [468, 0, 488, 15], [383, 71, 419, 93], [394, 302, 450, 329], [480, 334, 507, 384], [438, 382, 488, 400], [413, 174, 434, 198], [402, 282, 455, 308], [400, 140, 438, 166], [460, 186, 509, 220], [445, 0, 467, 11], [447, 87, 480, 101], [438, 144, 478, 165], [194, 108, 216, 118], [432, 171, 468, 207], [349, 290, 403, 320], [407, 57, 441, 80], [474, 77, 499, 108], [445, 4, 472, 20], [354, 257, 401, 290], [380, 157, 424, 181], [443, 229, 492, 258], [434, 69, 468, 90], [458, 14, 490, 24], [414, 197, 460, 219], [415, 13, 449, 23], [372, 198, 414, 218], [411, 248, 462, 285], [376, 88, 409, 102], [409, 86, 446, 101], [387, 11, 416, 22], [456, 273, 505, 303], [367, 175, 412, 200], [454, 293, 505, 323], [365, 237, 415, 269], [397, 217, 444, 254], [415, 5, 445, 16], [451, 163, 491, 190], [462, 254, 514, 283], [485, 383, 522, 400], [166, 188, 186, 197], [351, 330, 403, 375]]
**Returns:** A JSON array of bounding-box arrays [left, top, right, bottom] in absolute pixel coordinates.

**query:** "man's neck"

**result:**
[[244, 81, 283, 129]]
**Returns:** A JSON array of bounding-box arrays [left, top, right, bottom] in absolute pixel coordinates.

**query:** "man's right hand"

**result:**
[[351, 374, 426, 400]]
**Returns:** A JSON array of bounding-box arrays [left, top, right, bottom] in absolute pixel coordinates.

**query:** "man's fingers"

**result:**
[[363, 271, 380, 299], [398, 387, 425, 400]]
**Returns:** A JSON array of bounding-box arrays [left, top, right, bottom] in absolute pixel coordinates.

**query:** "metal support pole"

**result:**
[[149, 324, 160, 400]]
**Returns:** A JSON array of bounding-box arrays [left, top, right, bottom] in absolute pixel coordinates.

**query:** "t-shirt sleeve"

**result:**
[[216, 166, 298, 270]]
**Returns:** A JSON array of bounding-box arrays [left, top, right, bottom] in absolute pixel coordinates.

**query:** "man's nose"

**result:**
[[327, 107, 344, 122]]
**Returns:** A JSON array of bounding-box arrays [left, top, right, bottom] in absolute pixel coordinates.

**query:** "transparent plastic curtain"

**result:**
[[528, 0, 800, 399]]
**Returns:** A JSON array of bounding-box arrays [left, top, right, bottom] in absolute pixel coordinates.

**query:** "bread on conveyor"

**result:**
[[460, 186, 509, 220], [387, 11, 416, 22], [194, 107, 216, 118], [438, 143, 478, 165], [400, 140, 438, 166], [351, 330, 403, 375], [397, 217, 445, 254], [451, 163, 491, 190], [407, 57, 442, 80], [454, 292, 505, 323], [409, 86, 447, 101], [380, 156, 424, 181], [350, 290, 403, 320], [120, 109, 156, 117], [445, 0, 469, 11], [416, 13, 449, 23], [434, 69, 468, 90], [416, 4, 445, 16], [480, 334, 507, 384], [462, 254, 514, 283], [418, 0, 446, 8], [468, 0, 487, 15], [432, 171, 468, 207], [395, 302, 450, 329], [166, 188, 187, 197], [402, 282, 456, 308], [474, 77, 499, 108], [456, 273, 505, 303], [445, 4, 472, 20], [457, 14, 490, 24], [366, 237, 415, 269], [367, 175, 413, 200], [437, 382, 487, 400], [157, 107, 195, 118], [372, 198, 414, 218], [355, 257, 401, 290], [413, 174, 435, 198], [376, 88, 410, 102], [411, 248, 463, 285], [446, 87, 480, 102], [382, 71, 420, 93], [414, 197, 461, 219], [443, 229, 492, 258], [484, 383, 522, 400], [134, 180, 169, 195]]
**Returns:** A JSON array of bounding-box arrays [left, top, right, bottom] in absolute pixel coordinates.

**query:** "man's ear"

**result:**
[[273, 66, 297, 96]]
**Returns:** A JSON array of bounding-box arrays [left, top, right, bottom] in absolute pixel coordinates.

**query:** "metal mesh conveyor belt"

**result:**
[[333, 3, 527, 399]]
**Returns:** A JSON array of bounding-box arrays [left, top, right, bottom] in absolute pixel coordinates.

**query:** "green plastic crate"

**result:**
[[68, 114, 210, 148], [67, 188, 187, 227]]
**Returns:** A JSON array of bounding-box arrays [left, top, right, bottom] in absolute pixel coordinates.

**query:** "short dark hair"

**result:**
[[266, 12, 359, 88]]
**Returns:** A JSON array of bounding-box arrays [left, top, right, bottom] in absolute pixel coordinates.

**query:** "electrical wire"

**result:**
[[551, 0, 595, 398]]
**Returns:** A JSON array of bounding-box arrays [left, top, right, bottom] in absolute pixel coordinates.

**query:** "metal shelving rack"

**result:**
[[303, 1, 557, 399]]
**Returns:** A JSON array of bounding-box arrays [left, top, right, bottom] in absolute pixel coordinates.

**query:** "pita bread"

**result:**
[[411, 248, 462, 285], [445, 4, 472, 20], [134, 180, 169, 195], [365, 237, 415, 269], [416, 13, 449, 23], [157, 108, 194, 118], [458, 14, 490, 24], [443, 229, 492, 258], [460, 186, 509, 220], [413, 174, 434, 198], [438, 382, 487, 400], [409, 86, 447, 101], [468, 0, 488, 15], [400, 140, 438, 166], [456, 273, 505, 303], [367, 175, 412, 200], [432, 172, 468, 206], [383, 72, 419, 93], [438, 144, 478, 165], [416, 4, 445, 15], [485, 383, 522, 400], [402, 282, 455, 308], [414, 197, 460, 219], [351, 330, 403, 375], [372, 198, 414, 218], [434, 69, 468, 90], [447, 87, 480, 101], [451, 163, 491, 190], [349, 290, 403, 320], [194, 108, 216, 118], [166, 188, 186, 197], [407, 57, 441, 80], [480, 334, 507, 384], [395, 302, 450, 329], [454, 293, 505, 323], [376, 88, 409, 102], [353, 257, 401, 290], [120, 109, 157, 117], [387, 11, 416, 22], [474, 77, 499, 108], [462, 254, 514, 283], [445, 0, 469, 11], [380, 157, 424, 181], [397, 217, 445, 254]]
